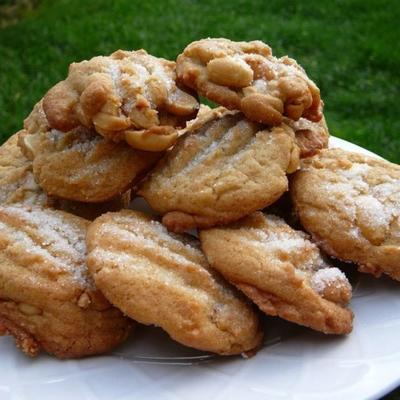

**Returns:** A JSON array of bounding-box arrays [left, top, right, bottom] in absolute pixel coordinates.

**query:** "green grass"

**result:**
[[0, 0, 399, 163]]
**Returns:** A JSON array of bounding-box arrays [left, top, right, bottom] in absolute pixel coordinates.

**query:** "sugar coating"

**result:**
[[99, 223, 196, 267], [174, 118, 239, 179], [248, 215, 326, 270], [322, 160, 399, 241], [311, 268, 348, 295], [0, 172, 46, 206], [1, 205, 92, 288], [49, 128, 102, 154], [110, 213, 201, 259], [356, 195, 392, 231], [246, 215, 347, 293], [91, 246, 212, 305], [107, 51, 175, 114]]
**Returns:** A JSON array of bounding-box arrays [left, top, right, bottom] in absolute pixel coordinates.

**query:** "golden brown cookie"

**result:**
[[139, 108, 300, 232], [20, 101, 161, 203], [0, 131, 131, 219], [200, 212, 353, 334], [284, 115, 329, 158], [42, 50, 199, 151], [0, 205, 132, 358], [291, 148, 400, 281], [86, 210, 263, 355], [176, 38, 322, 126], [0, 133, 48, 206]]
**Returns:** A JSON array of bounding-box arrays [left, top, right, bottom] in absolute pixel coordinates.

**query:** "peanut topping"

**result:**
[[125, 126, 178, 152], [42, 50, 199, 144], [207, 56, 254, 88]]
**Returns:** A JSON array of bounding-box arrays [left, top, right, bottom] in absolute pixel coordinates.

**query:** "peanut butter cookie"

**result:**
[[200, 212, 353, 334], [139, 108, 300, 232], [0, 131, 132, 219], [20, 101, 161, 203], [43, 50, 199, 151], [86, 210, 263, 355], [0, 205, 132, 358], [0, 132, 48, 206], [176, 38, 322, 126], [291, 148, 400, 281]]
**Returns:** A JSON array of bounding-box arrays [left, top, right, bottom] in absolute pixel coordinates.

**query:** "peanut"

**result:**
[[129, 106, 159, 129], [165, 87, 199, 116], [241, 93, 283, 125], [207, 56, 253, 88], [93, 111, 130, 132], [125, 126, 177, 152]]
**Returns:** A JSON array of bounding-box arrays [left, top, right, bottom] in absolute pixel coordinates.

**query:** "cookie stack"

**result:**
[[0, 38, 399, 359]]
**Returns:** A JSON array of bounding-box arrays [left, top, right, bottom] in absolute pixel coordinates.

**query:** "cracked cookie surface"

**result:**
[[139, 108, 300, 232], [291, 148, 400, 281], [20, 101, 161, 203], [0, 205, 132, 358], [86, 210, 263, 355], [43, 50, 199, 151], [176, 38, 322, 126], [200, 212, 353, 334]]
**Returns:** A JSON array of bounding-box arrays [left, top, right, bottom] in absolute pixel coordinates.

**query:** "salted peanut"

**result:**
[[200, 212, 353, 334], [292, 148, 400, 281], [241, 93, 284, 125], [0, 205, 132, 358], [283, 115, 329, 158], [207, 56, 254, 88], [20, 101, 162, 203], [92, 111, 131, 134], [165, 87, 200, 116], [42, 49, 199, 149], [125, 126, 178, 152], [86, 210, 263, 355], [139, 107, 300, 232], [129, 102, 160, 129], [177, 38, 322, 125]]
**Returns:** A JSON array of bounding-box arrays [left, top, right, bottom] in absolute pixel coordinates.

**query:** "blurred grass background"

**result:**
[[0, 0, 399, 398], [0, 0, 399, 163]]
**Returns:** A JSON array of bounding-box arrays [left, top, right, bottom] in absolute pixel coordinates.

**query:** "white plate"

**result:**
[[1, 137, 399, 400]]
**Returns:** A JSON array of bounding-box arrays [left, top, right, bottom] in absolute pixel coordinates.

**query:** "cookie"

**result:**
[[0, 130, 131, 219], [86, 210, 263, 355], [200, 212, 353, 334], [0, 132, 48, 207], [139, 108, 300, 232], [284, 115, 329, 158], [42, 50, 199, 151], [0, 205, 132, 358], [291, 148, 400, 281], [176, 38, 322, 126], [20, 101, 162, 203]]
